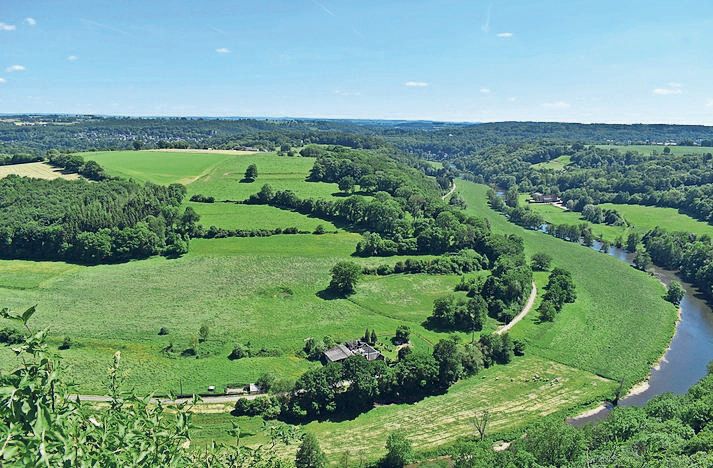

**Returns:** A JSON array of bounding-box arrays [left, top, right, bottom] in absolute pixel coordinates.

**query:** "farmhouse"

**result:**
[[323, 340, 384, 363], [530, 192, 561, 204]]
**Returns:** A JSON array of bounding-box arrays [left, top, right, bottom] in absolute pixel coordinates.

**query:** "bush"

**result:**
[[158, 327, 169, 336], [304, 338, 327, 360], [313, 224, 325, 235], [256, 372, 277, 393], [228, 343, 248, 360], [395, 325, 411, 343], [383, 431, 414, 467], [59, 336, 72, 350], [531, 252, 552, 271], [189, 194, 215, 203], [0, 326, 25, 345]]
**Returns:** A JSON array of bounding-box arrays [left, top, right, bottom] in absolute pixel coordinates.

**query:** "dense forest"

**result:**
[[0, 176, 195, 263]]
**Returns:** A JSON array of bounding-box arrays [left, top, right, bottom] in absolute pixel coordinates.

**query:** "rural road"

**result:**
[[442, 181, 457, 200], [495, 281, 537, 335], [70, 393, 260, 405]]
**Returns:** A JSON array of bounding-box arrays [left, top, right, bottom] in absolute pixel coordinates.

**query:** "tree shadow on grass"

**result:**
[[316, 288, 342, 301], [238, 178, 255, 183]]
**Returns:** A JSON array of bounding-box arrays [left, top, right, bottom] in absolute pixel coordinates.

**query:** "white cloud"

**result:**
[[0, 22, 16, 31], [543, 101, 571, 110], [706, 99, 713, 108], [216, 47, 231, 54], [507, 96, 517, 102], [653, 87, 683, 95], [0, 78, 6, 84], [67, 55, 78, 62], [480, 88, 491, 94], [667, 82, 683, 88], [6, 65, 25, 73], [24, 18, 36, 26], [405, 81, 429, 87], [496, 32, 513, 37]]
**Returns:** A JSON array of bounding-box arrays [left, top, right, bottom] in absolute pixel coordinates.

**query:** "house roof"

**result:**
[[352, 343, 382, 361], [323, 344, 353, 362]]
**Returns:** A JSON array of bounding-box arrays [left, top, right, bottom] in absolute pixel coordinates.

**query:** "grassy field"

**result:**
[[0, 162, 80, 180], [192, 355, 616, 462], [520, 194, 713, 241], [600, 203, 713, 236], [88, 150, 234, 185], [533, 155, 571, 170], [87, 150, 341, 202], [188, 202, 338, 232], [461, 181, 677, 388], [182, 152, 340, 202], [0, 151, 680, 461], [0, 233, 473, 394]]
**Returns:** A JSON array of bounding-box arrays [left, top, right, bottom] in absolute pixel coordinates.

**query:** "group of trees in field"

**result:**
[[361, 249, 486, 277], [304, 145, 445, 198], [234, 334, 514, 422], [537, 268, 577, 322], [0, 176, 194, 263], [0, 152, 43, 166], [430, 250, 533, 332], [245, 149, 530, 271], [46, 150, 108, 180]]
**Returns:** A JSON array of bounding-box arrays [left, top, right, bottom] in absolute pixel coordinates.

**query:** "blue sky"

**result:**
[[1, 0, 712, 123]]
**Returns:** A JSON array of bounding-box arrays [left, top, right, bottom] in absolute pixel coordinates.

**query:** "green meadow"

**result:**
[[600, 203, 713, 236], [0, 150, 679, 461], [461, 181, 677, 388], [183, 152, 340, 201], [520, 195, 713, 241], [88, 150, 233, 185], [188, 202, 338, 232], [533, 154, 571, 170]]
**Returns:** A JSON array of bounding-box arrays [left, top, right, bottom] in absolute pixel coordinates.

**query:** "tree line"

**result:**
[[234, 333, 516, 423]]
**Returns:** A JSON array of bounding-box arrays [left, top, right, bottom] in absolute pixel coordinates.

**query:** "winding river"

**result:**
[[491, 190, 713, 419], [570, 243, 713, 424]]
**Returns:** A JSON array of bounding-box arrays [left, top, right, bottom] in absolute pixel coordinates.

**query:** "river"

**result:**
[[490, 189, 713, 420], [569, 243, 713, 424]]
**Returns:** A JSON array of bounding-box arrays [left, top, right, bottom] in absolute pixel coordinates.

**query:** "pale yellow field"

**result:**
[[0, 162, 80, 180]]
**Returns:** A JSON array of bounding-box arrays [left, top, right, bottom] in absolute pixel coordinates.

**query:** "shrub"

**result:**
[[229, 343, 248, 360], [158, 327, 169, 336], [0, 326, 25, 345], [59, 336, 72, 350]]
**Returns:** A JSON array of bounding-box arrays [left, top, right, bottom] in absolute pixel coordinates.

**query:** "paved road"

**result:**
[[495, 281, 537, 335]]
